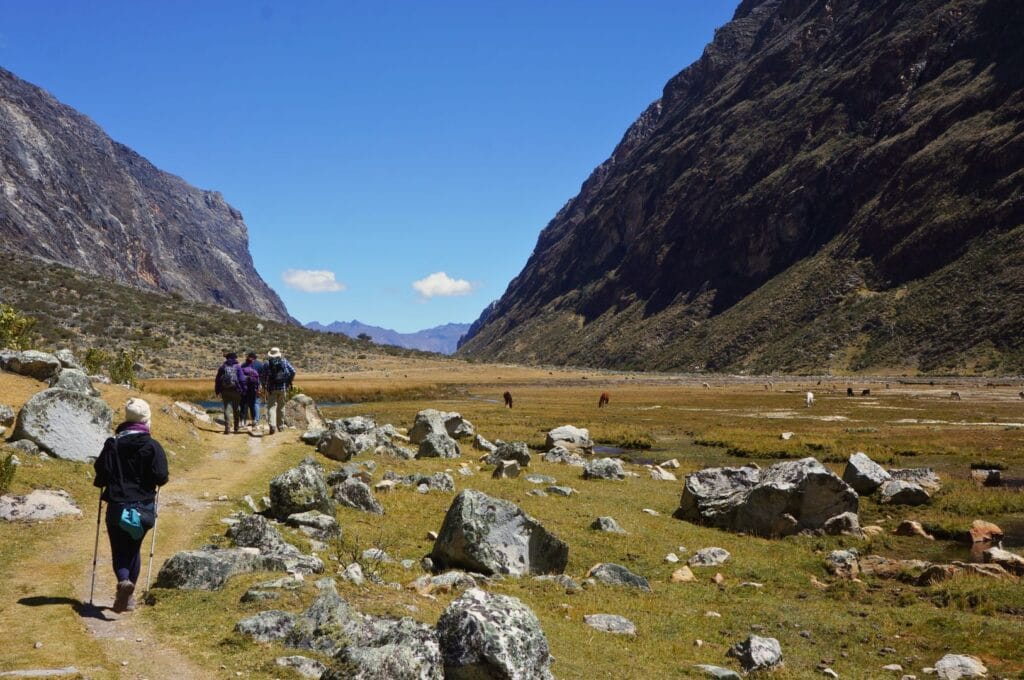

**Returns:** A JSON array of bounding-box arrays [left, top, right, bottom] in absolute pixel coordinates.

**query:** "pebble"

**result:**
[[883, 664, 903, 672], [822, 669, 840, 679], [665, 553, 679, 563], [33, 641, 42, 649], [705, 610, 722, 617], [641, 508, 660, 516], [713, 573, 725, 584]]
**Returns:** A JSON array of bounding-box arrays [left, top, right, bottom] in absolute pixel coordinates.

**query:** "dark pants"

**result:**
[[105, 503, 153, 584], [242, 390, 259, 423], [221, 389, 242, 430]]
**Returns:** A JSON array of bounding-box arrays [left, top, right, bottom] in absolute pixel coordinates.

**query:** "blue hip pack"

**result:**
[[118, 504, 155, 540]]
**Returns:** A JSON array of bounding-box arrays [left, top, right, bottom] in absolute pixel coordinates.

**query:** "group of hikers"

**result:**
[[214, 347, 296, 435]]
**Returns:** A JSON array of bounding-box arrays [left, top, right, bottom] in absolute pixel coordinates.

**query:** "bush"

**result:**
[[0, 454, 16, 495], [83, 347, 110, 375], [109, 348, 141, 386], [0, 304, 37, 350]]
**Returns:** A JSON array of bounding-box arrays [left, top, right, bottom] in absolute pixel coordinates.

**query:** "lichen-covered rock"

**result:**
[[491, 459, 521, 479], [340, 416, 377, 434], [275, 656, 327, 679], [409, 409, 474, 443], [688, 547, 730, 567], [155, 548, 263, 590], [934, 654, 988, 679], [235, 610, 296, 642], [878, 480, 930, 506], [483, 440, 531, 467], [332, 477, 385, 515], [676, 465, 761, 526], [13, 388, 112, 462], [317, 429, 360, 462], [0, 403, 15, 427], [889, 467, 942, 493], [590, 516, 626, 533], [841, 452, 891, 495], [436, 588, 554, 680], [286, 511, 341, 539], [47, 369, 99, 396], [431, 489, 568, 576], [588, 563, 651, 591], [0, 489, 82, 522], [727, 635, 783, 672], [3, 350, 62, 381], [416, 432, 461, 459], [824, 549, 860, 579], [544, 425, 593, 453], [584, 614, 636, 635], [823, 511, 863, 537], [472, 434, 497, 454], [54, 348, 83, 371], [582, 457, 625, 480], [227, 514, 301, 555], [269, 462, 334, 520], [542, 446, 586, 467], [283, 394, 326, 431]]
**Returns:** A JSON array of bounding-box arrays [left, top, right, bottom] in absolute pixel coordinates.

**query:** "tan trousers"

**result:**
[[266, 389, 288, 430]]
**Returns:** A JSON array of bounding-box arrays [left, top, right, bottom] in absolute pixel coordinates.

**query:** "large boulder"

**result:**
[[934, 654, 988, 679], [436, 588, 554, 680], [544, 425, 593, 453], [542, 446, 586, 467], [53, 349, 83, 371], [339, 416, 377, 434], [48, 369, 99, 397], [587, 563, 651, 591], [227, 514, 302, 556], [283, 394, 326, 431], [317, 429, 360, 462], [417, 433, 461, 459], [727, 635, 783, 672], [677, 459, 859, 537], [841, 452, 891, 495], [155, 548, 263, 590], [269, 461, 334, 519], [582, 458, 625, 480], [878, 480, 930, 506], [3, 350, 62, 381], [983, 546, 1024, 576], [889, 467, 942, 493], [409, 409, 474, 444], [332, 478, 385, 515], [0, 489, 82, 522], [13, 388, 112, 462], [483, 440, 531, 467], [431, 489, 568, 576], [236, 611, 296, 643]]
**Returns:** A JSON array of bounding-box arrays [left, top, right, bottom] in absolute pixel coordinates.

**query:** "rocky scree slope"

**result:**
[[0, 67, 290, 322], [458, 0, 1024, 374]]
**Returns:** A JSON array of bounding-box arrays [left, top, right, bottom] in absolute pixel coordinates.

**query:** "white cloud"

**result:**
[[412, 272, 474, 298], [282, 269, 346, 293]]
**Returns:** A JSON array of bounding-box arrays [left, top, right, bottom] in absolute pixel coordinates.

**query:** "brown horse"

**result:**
[[503, 391, 513, 408], [598, 392, 610, 408]]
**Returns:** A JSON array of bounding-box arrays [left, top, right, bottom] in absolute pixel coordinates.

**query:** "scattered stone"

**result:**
[[780, 431, 794, 440], [527, 489, 548, 497], [542, 446, 587, 467], [642, 508, 660, 516], [155, 549, 264, 590], [472, 434, 497, 454], [317, 429, 359, 462], [824, 549, 860, 579], [13, 389, 112, 462], [362, 548, 392, 563], [282, 394, 326, 432], [970, 469, 1001, 486], [983, 546, 1024, 575], [665, 553, 679, 563], [584, 614, 636, 635], [47, 369, 98, 397], [0, 489, 82, 522], [269, 461, 334, 520], [582, 457, 625, 481], [842, 452, 891, 495], [727, 635, 783, 672], [693, 665, 742, 679], [878, 480, 930, 506], [286, 511, 341, 540], [660, 458, 680, 469], [416, 432, 461, 459], [968, 520, 1003, 544], [823, 511, 863, 537], [883, 664, 904, 672], [300, 429, 324, 445], [341, 562, 365, 586], [484, 440, 532, 467], [332, 477, 385, 515], [227, 514, 303, 556], [236, 610, 297, 642], [0, 404, 15, 427], [894, 520, 934, 539], [587, 563, 651, 591], [431, 490, 568, 576], [491, 459, 521, 479], [546, 485, 576, 496], [436, 588, 553, 680], [410, 571, 478, 596], [3, 350, 62, 381], [409, 409, 474, 443], [172, 401, 212, 424], [688, 547, 730, 567], [525, 474, 556, 484], [53, 348, 82, 371], [338, 416, 377, 434], [545, 425, 594, 453], [649, 466, 677, 481], [672, 566, 697, 583], [590, 516, 626, 533], [275, 656, 327, 679], [889, 468, 942, 493], [533, 574, 581, 592], [933, 654, 987, 679]]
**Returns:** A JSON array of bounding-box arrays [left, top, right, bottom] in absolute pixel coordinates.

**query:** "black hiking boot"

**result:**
[[112, 580, 135, 612]]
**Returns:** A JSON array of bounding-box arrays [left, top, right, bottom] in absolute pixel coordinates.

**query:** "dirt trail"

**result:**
[[3, 428, 288, 680]]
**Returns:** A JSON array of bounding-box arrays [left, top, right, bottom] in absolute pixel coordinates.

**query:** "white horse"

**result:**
[[805, 391, 815, 407]]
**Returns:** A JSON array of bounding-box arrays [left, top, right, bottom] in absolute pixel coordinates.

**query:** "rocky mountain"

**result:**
[[306, 320, 471, 355], [0, 67, 291, 322], [458, 0, 1024, 374]]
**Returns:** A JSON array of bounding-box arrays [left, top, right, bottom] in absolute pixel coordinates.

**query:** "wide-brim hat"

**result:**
[[124, 398, 152, 425], [267, 347, 282, 358]]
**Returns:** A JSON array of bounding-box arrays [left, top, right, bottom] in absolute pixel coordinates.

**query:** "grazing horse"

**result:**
[[502, 391, 513, 408], [861, 389, 871, 396], [805, 391, 815, 408], [847, 387, 854, 397], [950, 391, 962, 401], [702, 382, 710, 389], [598, 392, 610, 408]]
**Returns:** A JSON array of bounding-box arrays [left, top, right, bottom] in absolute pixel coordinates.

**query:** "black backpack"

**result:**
[[218, 363, 241, 392], [267, 357, 289, 385]]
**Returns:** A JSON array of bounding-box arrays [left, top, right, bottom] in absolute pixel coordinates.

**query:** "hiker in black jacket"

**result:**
[[93, 398, 169, 612]]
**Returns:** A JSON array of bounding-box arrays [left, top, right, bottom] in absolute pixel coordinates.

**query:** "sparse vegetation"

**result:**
[[0, 454, 15, 496], [0, 303, 36, 350]]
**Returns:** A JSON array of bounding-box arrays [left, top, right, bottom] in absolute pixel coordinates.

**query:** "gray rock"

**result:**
[[3, 350, 62, 381], [416, 432, 461, 459], [286, 511, 341, 539], [235, 610, 296, 642], [842, 452, 891, 495], [878, 480, 930, 506], [227, 514, 301, 555], [436, 588, 553, 680], [582, 457, 625, 480], [590, 516, 626, 533], [409, 409, 474, 443], [47, 369, 98, 397], [483, 440, 531, 467], [326, 463, 373, 486], [340, 416, 377, 434], [341, 562, 365, 586], [13, 388, 112, 462], [326, 617, 443, 680], [410, 571, 478, 594], [283, 394, 326, 431], [525, 474, 556, 484], [676, 465, 761, 526], [587, 563, 651, 591], [362, 548, 392, 563], [542, 446, 587, 466], [54, 348, 83, 371], [824, 549, 860, 578], [693, 665, 743, 679], [155, 548, 263, 590], [0, 489, 82, 522], [269, 462, 334, 520], [431, 489, 569, 576], [286, 579, 368, 654], [333, 478, 385, 515], [0, 404, 14, 427], [5, 439, 40, 455], [688, 547, 730, 567], [934, 654, 987, 679], [889, 468, 942, 493], [491, 459, 521, 479], [374, 440, 417, 460], [823, 511, 863, 536], [982, 546, 1024, 575], [584, 614, 636, 635], [240, 589, 281, 603], [275, 656, 327, 679], [472, 434, 497, 454], [527, 489, 548, 497], [545, 425, 594, 453], [727, 635, 783, 672], [317, 429, 360, 462], [532, 574, 581, 592], [300, 429, 324, 445], [546, 485, 577, 497]]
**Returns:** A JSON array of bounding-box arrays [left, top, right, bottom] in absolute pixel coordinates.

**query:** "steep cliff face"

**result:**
[[459, 0, 1024, 373], [0, 67, 291, 322]]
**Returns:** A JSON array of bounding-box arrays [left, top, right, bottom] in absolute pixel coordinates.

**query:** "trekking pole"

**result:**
[[144, 487, 160, 597], [88, 490, 103, 608]]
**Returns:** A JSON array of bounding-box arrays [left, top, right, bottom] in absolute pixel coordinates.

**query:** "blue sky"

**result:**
[[2, 1, 736, 332]]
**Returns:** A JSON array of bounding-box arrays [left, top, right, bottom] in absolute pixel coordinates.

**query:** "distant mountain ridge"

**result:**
[[0, 67, 291, 322], [458, 0, 1024, 374], [306, 320, 471, 355]]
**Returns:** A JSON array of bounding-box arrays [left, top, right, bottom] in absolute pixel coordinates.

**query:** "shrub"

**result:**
[[0, 454, 16, 495], [0, 304, 37, 350], [83, 347, 110, 375], [109, 348, 141, 386]]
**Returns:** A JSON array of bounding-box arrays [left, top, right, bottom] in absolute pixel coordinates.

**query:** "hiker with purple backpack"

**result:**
[[240, 351, 263, 429], [214, 352, 245, 434]]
